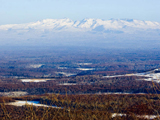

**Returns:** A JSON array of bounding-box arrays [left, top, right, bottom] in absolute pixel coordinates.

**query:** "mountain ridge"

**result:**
[[0, 18, 160, 32], [0, 18, 160, 48]]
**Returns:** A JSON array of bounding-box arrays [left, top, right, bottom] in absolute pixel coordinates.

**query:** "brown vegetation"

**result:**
[[1, 93, 160, 119]]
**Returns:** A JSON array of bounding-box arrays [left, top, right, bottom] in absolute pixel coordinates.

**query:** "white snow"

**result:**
[[6, 101, 62, 109], [103, 68, 160, 83], [76, 63, 92, 65], [0, 18, 160, 31], [57, 67, 68, 69], [27, 64, 44, 68], [1, 18, 160, 47], [96, 92, 146, 95], [55, 72, 75, 77], [21, 79, 54, 82], [112, 113, 159, 119], [76, 68, 95, 71], [0, 91, 28, 97], [59, 83, 77, 86]]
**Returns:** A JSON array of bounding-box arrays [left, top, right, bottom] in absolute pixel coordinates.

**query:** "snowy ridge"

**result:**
[[1, 18, 160, 46], [0, 18, 160, 32]]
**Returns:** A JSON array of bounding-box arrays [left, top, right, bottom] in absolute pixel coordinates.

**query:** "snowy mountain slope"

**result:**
[[0, 18, 160, 32], [0, 18, 160, 48]]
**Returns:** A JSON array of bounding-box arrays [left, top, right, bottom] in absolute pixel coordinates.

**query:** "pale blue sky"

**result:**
[[0, 0, 160, 25]]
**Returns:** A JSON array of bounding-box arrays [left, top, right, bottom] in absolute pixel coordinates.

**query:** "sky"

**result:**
[[0, 0, 160, 25]]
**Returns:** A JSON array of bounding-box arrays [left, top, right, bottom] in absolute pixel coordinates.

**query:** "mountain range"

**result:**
[[1, 18, 160, 32], [0, 18, 160, 48]]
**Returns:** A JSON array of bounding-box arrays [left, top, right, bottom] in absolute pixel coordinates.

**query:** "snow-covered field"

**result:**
[[58, 67, 68, 69], [76, 68, 95, 71], [103, 68, 160, 83], [112, 113, 159, 119], [6, 101, 62, 109], [27, 64, 44, 68], [55, 72, 75, 77], [137, 73, 160, 82], [76, 63, 92, 65], [103, 74, 133, 78], [59, 83, 77, 86], [96, 92, 146, 95], [0, 91, 28, 97], [21, 79, 54, 82]]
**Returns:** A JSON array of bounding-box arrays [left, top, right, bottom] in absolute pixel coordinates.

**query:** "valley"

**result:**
[[0, 47, 160, 95], [1, 47, 160, 119]]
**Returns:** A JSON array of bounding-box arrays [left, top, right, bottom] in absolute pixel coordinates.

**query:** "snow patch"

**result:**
[[112, 113, 159, 119], [27, 64, 44, 68], [76, 68, 95, 71], [76, 63, 92, 65], [59, 83, 77, 85], [55, 72, 75, 77], [21, 79, 54, 82], [6, 101, 62, 109], [103, 68, 160, 83]]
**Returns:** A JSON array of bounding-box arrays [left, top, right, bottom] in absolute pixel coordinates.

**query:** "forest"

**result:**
[[1, 47, 160, 119]]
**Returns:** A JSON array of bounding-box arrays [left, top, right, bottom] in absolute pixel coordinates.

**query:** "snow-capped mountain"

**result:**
[[0, 18, 160, 48], [0, 18, 160, 32]]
